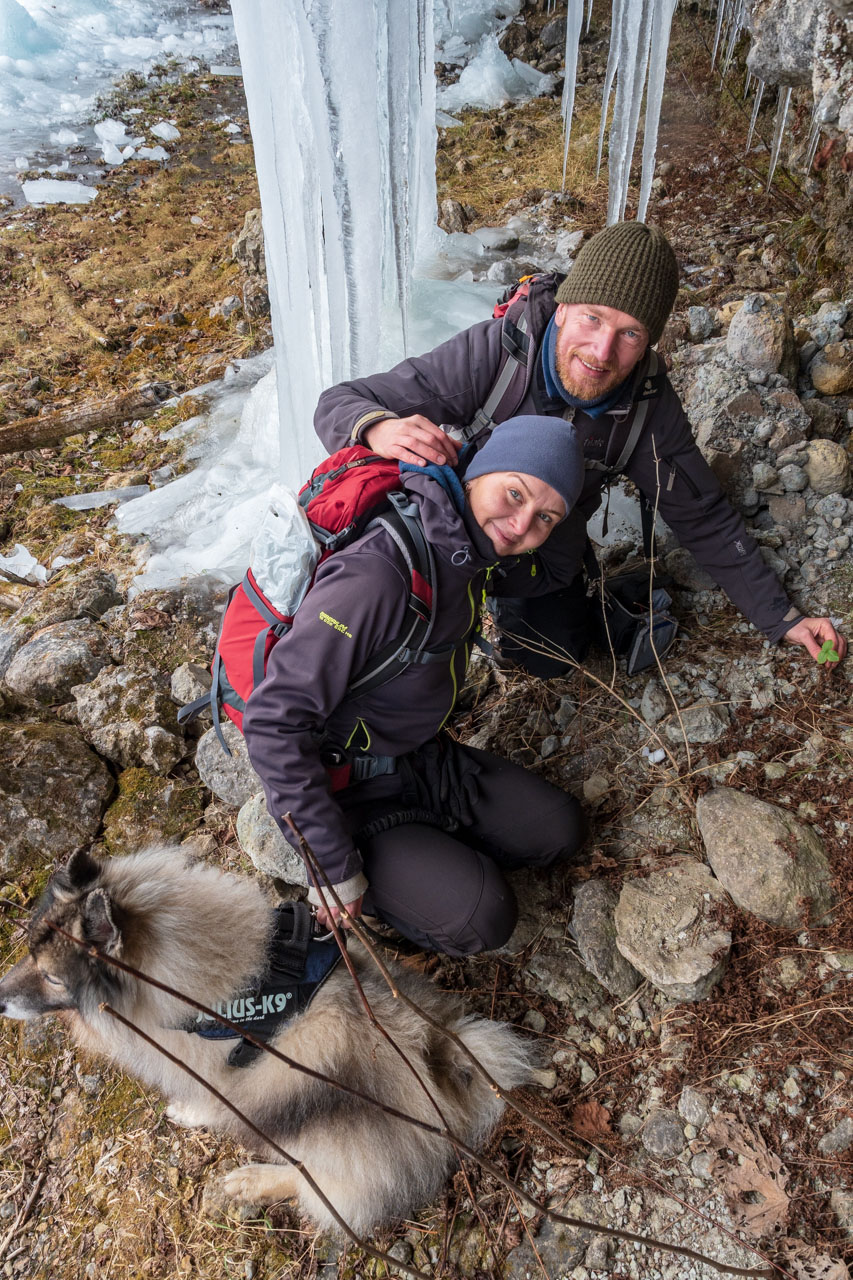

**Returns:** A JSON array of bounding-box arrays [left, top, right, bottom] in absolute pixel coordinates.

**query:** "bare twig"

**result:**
[[0, 1169, 46, 1264]]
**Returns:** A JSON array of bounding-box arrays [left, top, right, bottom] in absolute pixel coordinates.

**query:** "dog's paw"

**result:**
[[220, 1163, 300, 1206], [165, 1101, 209, 1129]]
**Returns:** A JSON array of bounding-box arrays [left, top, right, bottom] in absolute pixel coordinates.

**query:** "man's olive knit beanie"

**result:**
[[555, 222, 679, 345]]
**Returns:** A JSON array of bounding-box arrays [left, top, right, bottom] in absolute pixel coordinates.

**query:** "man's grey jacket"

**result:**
[[314, 276, 800, 643]]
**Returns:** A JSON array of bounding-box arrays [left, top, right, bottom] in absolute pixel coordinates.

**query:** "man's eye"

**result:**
[[539, 512, 553, 525], [624, 330, 643, 343]]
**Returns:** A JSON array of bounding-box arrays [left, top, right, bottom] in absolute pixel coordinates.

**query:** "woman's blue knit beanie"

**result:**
[[463, 415, 585, 518]]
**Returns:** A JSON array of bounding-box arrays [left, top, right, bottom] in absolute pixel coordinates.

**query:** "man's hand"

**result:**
[[784, 617, 847, 661], [314, 894, 364, 931], [362, 415, 460, 467]]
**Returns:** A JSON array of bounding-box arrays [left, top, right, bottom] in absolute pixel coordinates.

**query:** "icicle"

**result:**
[[561, 0, 585, 190], [766, 84, 792, 189], [744, 69, 753, 99], [596, 0, 624, 179], [230, 0, 436, 486], [637, 0, 678, 222], [606, 0, 654, 224], [746, 78, 764, 150], [711, 0, 728, 69], [721, 0, 745, 78], [803, 109, 822, 175], [586, 0, 594, 33]]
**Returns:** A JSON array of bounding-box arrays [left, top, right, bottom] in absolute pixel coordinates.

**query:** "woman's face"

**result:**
[[466, 470, 565, 556]]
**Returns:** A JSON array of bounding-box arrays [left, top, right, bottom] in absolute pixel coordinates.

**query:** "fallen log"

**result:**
[[0, 382, 173, 456]]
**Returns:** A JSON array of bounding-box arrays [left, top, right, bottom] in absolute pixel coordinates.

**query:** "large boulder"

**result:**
[[614, 859, 732, 1002], [72, 664, 185, 774], [231, 208, 265, 276], [102, 768, 206, 853], [695, 787, 833, 930], [725, 293, 796, 380], [746, 0, 821, 86], [236, 791, 306, 883], [0, 723, 113, 874], [194, 721, 261, 807], [804, 438, 851, 495], [808, 341, 853, 395], [0, 568, 121, 681], [4, 619, 111, 704]]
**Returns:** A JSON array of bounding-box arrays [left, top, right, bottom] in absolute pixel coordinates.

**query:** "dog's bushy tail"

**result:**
[[448, 1013, 537, 1148]]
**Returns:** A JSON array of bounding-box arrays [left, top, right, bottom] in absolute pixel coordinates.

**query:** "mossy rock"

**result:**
[[102, 767, 205, 853]]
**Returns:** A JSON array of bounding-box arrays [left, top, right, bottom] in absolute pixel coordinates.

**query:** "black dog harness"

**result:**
[[190, 901, 342, 1067]]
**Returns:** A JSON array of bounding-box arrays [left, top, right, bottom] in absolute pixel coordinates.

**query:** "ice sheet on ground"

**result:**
[[210, 64, 242, 77], [137, 145, 168, 161], [22, 178, 97, 203], [438, 36, 554, 111], [53, 485, 150, 509], [0, 0, 235, 194], [249, 485, 319, 616], [0, 543, 47, 584], [436, 110, 462, 127]]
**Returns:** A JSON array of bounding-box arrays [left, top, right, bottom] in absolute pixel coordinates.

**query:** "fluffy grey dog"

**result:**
[[0, 847, 535, 1234]]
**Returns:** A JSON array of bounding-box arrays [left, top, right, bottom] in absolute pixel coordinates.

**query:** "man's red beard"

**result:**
[[555, 346, 623, 401]]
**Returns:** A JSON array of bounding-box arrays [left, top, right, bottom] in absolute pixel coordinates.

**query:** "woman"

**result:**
[[243, 416, 588, 956]]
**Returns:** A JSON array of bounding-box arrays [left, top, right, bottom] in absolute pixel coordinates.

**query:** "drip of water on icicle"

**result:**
[[563, 0, 677, 224]]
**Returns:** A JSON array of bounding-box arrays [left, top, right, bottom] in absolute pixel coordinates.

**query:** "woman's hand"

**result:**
[[315, 894, 365, 931]]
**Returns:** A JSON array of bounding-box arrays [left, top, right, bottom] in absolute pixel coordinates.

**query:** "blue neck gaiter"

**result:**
[[399, 460, 466, 513], [541, 314, 630, 419]]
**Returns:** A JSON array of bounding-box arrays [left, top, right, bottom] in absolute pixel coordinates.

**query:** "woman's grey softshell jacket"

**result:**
[[241, 469, 580, 904]]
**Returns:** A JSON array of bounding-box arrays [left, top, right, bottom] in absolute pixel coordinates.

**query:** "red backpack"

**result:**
[[179, 446, 439, 759]]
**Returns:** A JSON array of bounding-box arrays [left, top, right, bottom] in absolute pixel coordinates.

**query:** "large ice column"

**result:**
[[230, 0, 437, 487]]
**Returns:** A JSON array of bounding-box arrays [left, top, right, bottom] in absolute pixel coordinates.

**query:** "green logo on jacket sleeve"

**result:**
[[319, 610, 353, 639]]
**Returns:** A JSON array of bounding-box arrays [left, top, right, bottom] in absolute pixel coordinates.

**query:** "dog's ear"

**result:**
[[82, 889, 121, 955], [66, 850, 101, 890]]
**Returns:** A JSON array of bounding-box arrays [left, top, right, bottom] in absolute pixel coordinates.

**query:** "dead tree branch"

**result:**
[[0, 382, 172, 456]]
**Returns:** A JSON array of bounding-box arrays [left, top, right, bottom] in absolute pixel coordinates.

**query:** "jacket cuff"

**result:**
[[307, 870, 368, 908], [770, 605, 804, 644], [351, 409, 396, 443]]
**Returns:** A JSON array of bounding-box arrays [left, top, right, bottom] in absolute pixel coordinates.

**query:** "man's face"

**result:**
[[553, 302, 649, 401]]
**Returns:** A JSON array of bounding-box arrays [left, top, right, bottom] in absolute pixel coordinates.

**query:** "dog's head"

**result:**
[[0, 850, 125, 1022]]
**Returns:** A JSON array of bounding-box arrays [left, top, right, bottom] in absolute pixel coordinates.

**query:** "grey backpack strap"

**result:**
[[463, 311, 530, 441]]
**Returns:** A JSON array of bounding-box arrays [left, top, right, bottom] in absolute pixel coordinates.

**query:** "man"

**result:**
[[314, 221, 845, 675]]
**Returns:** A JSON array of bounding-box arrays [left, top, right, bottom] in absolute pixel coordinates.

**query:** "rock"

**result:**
[[170, 661, 212, 706], [231, 208, 265, 276], [752, 460, 780, 491], [102, 768, 205, 852], [504, 1196, 598, 1279], [582, 773, 609, 804], [614, 859, 732, 1001], [805, 439, 851, 495], [236, 792, 306, 882], [725, 293, 796, 379], [0, 723, 113, 873], [802, 396, 841, 437], [195, 721, 261, 807], [524, 945, 609, 1009], [663, 547, 717, 591], [4, 619, 110, 703], [767, 493, 806, 526], [539, 16, 567, 49], [439, 198, 467, 234], [242, 277, 270, 318], [571, 880, 642, 998], [726, 390, 764, 418], [0, 568, 121, 680], [818, 1116, 853, 1156], [678, 1085, 710, 1129], [768, 420, 806, 453], [473, 225, 519, 252], [641, 1108, 685, 1158], [778, 463, 809, 492], [688, 306, 716, 341], [746, 0, 820, 86], [809, 341, 853, 395], [72, 664, 185, 774], [695, 787, 833, 930], [662, 700, 730, 745], [640, 677, 669, 726]]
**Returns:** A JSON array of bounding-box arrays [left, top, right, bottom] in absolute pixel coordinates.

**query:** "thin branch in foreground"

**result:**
[[285, 816, 778, 1279]]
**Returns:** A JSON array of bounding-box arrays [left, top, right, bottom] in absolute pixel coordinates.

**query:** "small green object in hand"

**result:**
[[817, 639, 839, 664]]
